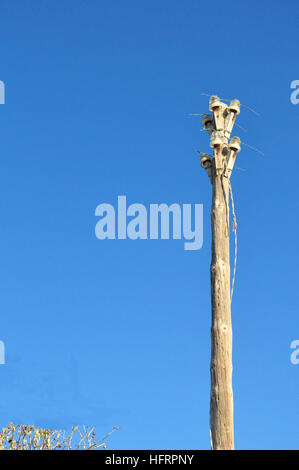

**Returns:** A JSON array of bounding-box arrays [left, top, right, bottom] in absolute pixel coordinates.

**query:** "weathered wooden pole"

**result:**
[[209, 156, 234, 449], [200, 96, 241, 450]]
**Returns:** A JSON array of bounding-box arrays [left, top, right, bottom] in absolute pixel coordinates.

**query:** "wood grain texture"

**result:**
[[209, 158, 234, 450]]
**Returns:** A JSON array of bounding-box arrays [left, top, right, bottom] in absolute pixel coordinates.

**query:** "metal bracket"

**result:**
[[225, 149, 237, 178], [213, 145, 225, 176]]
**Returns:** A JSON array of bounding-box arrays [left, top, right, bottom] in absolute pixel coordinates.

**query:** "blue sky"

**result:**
[[0, 0, 298, 450]]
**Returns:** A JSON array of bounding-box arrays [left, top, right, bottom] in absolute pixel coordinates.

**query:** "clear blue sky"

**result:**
[[0, 0, 298, 450]]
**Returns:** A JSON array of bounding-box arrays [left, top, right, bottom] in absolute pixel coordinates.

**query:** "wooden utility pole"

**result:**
[[200, 96, 241, 450]]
